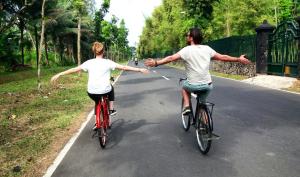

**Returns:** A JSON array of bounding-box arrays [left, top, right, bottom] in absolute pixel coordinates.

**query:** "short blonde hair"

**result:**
[[92, 42, 104, 56]]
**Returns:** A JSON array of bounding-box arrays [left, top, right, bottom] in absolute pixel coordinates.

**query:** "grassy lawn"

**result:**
[[0, 63, 125, 177]]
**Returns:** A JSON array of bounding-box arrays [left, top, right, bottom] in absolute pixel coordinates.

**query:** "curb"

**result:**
[[213, 75, 300, 95]]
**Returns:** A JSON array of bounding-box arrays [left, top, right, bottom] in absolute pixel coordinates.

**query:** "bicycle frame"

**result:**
[[95, 95, 110, 129], [189, 94, 214, 131]]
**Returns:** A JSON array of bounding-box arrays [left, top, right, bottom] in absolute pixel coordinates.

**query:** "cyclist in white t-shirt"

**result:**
[[144, 28, 250, 115], [51, 42, 149, 116]]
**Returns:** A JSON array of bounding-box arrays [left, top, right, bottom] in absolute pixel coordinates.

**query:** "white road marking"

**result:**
[[43, 111, 94, 177], [153, 70, 157, 73], [162, 76, 170, 80]]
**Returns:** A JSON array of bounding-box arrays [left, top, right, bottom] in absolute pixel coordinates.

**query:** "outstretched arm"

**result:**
[[212, 53, 251, 64], [144, 53, 181, 67], [51, 66, 82, 83], [115, 63, 149, 74]]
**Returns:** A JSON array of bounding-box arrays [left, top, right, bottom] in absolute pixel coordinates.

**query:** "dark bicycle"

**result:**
[[180, 78, 219, 154]]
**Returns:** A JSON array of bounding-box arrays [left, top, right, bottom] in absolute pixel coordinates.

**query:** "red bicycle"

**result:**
[[94, 94, 110, 148]]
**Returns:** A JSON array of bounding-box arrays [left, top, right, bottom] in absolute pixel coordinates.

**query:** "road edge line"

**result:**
[[43, 110, 94, 177]]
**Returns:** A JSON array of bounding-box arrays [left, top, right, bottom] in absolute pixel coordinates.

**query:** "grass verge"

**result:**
[[285, 79, 300, 93], [0, 63, 125, 177]]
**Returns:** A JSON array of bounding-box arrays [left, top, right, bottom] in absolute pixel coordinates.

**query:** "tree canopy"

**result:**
[[0, 0, 131, 72], [137, 0, 299, 58]]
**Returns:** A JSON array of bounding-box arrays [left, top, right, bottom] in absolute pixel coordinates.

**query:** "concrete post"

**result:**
[[255, 20, 275, 74]]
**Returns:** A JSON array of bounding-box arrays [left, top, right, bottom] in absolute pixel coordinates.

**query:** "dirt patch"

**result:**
[[22, 104, 93, 177], [286, 79, 300, 93]]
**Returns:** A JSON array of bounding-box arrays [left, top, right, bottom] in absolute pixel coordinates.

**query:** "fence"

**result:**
[[205, 35, 256, 62]]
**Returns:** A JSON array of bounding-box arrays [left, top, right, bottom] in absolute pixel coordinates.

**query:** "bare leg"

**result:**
[[182, 88, 191, 107], [109, 101, 114, 110]]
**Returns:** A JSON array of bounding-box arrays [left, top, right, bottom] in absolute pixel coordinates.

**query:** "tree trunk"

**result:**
[[38, 0, 46, 91], [59, 37, 64, 65], [35, 25, 39, 68], [53, 43, 57, 63], [20, 23, 24, 65], [44, 35, 49, 66], [25, 29, 36, 51], [77, 17, 81, 66]]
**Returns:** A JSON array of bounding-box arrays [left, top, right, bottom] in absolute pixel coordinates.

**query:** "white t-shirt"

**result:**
[[178, 45, 216, 84], [80, 58, 117, 94]]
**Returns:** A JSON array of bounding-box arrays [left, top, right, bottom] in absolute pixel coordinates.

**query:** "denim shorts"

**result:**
[[182, 80, 213, 102]]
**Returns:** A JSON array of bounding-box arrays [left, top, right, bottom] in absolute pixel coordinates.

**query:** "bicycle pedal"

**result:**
[[204, 134, 220, 141], [212, 133, 220, 140]]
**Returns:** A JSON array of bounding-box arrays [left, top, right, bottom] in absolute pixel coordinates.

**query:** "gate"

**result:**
[[268, 20, 300, 77]]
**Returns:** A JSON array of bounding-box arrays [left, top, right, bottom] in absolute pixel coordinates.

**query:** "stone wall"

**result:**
[[171, 60, 256, 77], [210, 60, 256, 77]]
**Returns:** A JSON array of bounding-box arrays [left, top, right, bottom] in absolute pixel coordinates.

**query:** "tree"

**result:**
[[206, 0, 278, 39], [73, 0, 87, 67], [38, 0, 46, 90], [94, 0, 110, 41], [183, 0, 218, 28], [277, 0, 293, 21]]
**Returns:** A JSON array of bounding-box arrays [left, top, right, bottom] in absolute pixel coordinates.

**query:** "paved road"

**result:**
[[51, 61, 300, 177]]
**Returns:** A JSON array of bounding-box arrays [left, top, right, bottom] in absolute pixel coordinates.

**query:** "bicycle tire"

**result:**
[[195, 106, 212, 154], [98, 127, 107, 148], [99, 103, 108, 148], [181, 98, 191, 131]]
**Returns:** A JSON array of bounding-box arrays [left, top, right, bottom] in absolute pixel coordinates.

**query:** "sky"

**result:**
[[95, 0, 162, 47]]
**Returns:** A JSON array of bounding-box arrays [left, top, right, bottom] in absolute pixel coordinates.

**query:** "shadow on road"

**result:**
[[105, 119, 160, 149]]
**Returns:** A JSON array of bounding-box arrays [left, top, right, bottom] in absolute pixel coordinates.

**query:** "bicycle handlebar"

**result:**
[[179, 78, 187, 84]]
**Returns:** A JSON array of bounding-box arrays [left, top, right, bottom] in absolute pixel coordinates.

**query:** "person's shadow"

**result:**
[[104, 118, 159, 149]]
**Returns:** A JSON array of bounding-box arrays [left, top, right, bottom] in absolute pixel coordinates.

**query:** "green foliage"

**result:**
[[277, 0, 294, 21], [94, 0, 110, 41], [207, 0, 277, 39], [138, 0, 299, 58], [0, 0, 132, 71], [138, 0, 189, 58], [0, 66, 124, 176], [183, 0, 218, 28]]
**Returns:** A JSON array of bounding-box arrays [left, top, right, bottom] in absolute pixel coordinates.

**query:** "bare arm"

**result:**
[[51, 66, 82, 83], [212, 53, 251, 64], [144, 53, 181, 67], [115, 64, 149, 74]]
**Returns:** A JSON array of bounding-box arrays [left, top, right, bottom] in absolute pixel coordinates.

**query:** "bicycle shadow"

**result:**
[[103, 118, 159, 149]]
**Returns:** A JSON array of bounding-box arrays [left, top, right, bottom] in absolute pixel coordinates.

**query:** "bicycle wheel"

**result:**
[[98, 127, 107, 148], [181, 98, 191, 131], [98, 105, 108, 148], [195, 106, 212, 154]]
